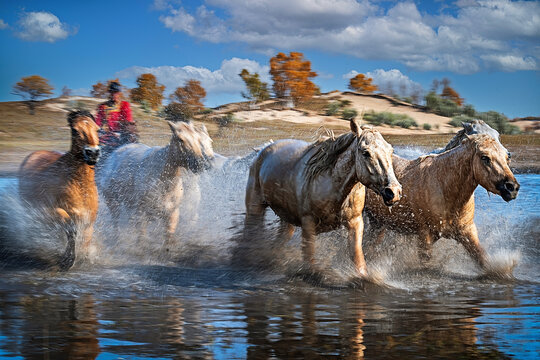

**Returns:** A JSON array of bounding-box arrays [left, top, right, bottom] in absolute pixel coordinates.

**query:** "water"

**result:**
[[0, 165, 538, 359]]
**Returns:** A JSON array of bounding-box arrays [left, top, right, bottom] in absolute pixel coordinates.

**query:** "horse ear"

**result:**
[[462, 122, 473, 133], [167, 121, 177, 134], [350, 118, 362, 136]]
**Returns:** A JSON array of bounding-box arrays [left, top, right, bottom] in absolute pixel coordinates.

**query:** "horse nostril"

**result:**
[[505, 182, 515, 192], [382, 187, 394, 200]]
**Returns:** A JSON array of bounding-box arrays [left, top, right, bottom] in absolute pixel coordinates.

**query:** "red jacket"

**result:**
[[95, 100, 133, 132]]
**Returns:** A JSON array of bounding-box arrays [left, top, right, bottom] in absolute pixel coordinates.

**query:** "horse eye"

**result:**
[[362, 150, 370, 158], [507, 152, 512, 159], [481, 155, 490, 164]]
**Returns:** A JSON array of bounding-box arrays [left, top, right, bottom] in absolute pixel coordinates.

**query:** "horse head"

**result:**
[[167, 121, 215, 173], [469, 134, 519, 202], [351, 120, 402, 206], [67, 110, 101, 165]]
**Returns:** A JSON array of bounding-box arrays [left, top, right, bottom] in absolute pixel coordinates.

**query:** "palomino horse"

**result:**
[[98, 121, 215, 247], [18, 110, 101, 269], [243, 120, 402, 280], [364, 134, 519, 275]]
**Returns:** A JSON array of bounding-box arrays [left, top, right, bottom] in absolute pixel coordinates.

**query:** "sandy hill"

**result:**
[[0, 93, 538, 173]]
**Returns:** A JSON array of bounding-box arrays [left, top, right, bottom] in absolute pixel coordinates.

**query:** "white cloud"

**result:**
[[157, 0, 540, 73], [0, 19, 8, 30], [345, 69, 423, 97], [16, 11, 74, 43], [116, 58, 269, 95]]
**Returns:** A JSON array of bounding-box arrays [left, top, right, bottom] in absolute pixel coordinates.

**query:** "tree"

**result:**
[[269, 52, 318, 105], [166, 79, 206, 121], [441, 84, 464, 107], [348, 73, 378, 93], [91, 78, 121, 99], [12, 75, 54, 114], [130, 73, 165, 110], [61, 85, 72, 97], [239, 69, 270, 104]]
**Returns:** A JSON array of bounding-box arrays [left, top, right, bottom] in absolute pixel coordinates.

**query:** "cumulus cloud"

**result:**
[[157, 0, 540, 73], [0, 19, 8, 30], [345, 69, 423, 98], [16, 11, 75, 43], [116, 58, 269, 95]]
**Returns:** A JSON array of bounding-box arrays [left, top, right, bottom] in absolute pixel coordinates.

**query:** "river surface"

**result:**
[[0, 150, 538, 359]]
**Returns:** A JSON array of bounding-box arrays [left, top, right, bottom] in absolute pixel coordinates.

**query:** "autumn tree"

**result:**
[[269, 52, 318, 105], [441, 84, 464, 106], [12, 75, 54, 114], [239, 69, 270, 104], [165, 79, 206, 121], [130, 73, 165, 110], [91, 78, 121, 99], [61, 85, 72, 97], [348, 73, 378, 93]]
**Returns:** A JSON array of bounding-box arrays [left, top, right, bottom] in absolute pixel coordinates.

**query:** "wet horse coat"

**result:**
[[18, 111, 101, 269], [364, 135, 519, 274], [243, 122, 401, 280], [98, 121, 214, 247]]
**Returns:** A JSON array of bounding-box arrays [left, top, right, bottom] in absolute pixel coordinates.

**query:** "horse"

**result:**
[[18, 110, 101, 270], [97, 121, 215, 248], [364, 134, 519, 275], [242, 119, 402, 281]]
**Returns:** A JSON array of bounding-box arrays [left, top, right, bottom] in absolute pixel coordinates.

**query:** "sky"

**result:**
[[0, 0, 539, 118]]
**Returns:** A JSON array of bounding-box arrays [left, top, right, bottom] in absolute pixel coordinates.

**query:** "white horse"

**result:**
[[97, 121, 215, 248]]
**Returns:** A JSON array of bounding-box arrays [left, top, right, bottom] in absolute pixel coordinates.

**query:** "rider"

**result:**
[[95, 81, 135, 146]]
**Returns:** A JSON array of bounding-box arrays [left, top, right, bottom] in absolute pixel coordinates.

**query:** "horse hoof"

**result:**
[[295, 268, 325, 285]]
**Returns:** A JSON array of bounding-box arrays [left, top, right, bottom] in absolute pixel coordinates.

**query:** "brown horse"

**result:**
[[97, 121, 214, 248], [18, 110, 101, 269], [364, 134, 519, 275], [243, 120, 402, 280]]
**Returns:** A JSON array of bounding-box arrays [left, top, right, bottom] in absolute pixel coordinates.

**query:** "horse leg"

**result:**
[[346, 216, 368, 279], [418, 230, 434, 267], [300, 216, 317, 269], [243, 179, 266, 242], [82, 224, 94, 254], [276, 221, 295, 244], [455, 224, 488, 271], [164, 208, 180, 251], [54, 208, 76, 270]]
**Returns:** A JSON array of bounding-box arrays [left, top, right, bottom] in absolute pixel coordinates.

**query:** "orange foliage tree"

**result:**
[[441, 85, 464, 106], [348, 73, 378, 93], [269, 52, 318, 105], [166, 79, 207, 121], [12, 75, 54, 114], [130, 73, 165, 110]]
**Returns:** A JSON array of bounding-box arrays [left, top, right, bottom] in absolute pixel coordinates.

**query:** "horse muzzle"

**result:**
[[496, 178, 520, 202], [84, 146, 101, 165], [381, 184, 402, 206]]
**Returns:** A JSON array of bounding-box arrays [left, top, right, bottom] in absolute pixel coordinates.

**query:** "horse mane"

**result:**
[[67, 110, 95, 127], [442, 128, 467, 152], [304, 132, 357, 184]]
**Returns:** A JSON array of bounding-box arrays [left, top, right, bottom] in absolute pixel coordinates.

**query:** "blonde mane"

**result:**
[[304, 131, 358, 184]]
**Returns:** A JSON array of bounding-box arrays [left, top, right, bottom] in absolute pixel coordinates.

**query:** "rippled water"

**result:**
[[0, 158, 538, 359]]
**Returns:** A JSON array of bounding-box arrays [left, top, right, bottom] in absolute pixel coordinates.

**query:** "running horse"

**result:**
[[98, 121, 215, 248], [18, 110, 101, 270], [243, 120, 402, 281], [364, 134, 519, 276]]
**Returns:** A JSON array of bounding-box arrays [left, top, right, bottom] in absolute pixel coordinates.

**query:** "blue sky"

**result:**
[[1, 0, 539, 118]]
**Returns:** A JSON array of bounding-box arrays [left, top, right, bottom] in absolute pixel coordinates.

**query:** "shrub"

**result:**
[[363, 111, 417, 128], [339, 99, 352, 107], [477, 111, 521, 134], [325, 102, 341, 116], [423, 123, 432, 130], [341, 108, 358, 121], [449, 114, 475, 127]]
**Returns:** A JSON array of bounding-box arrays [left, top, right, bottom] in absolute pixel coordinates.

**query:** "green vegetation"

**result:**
[[449, 112, 520, 134], [325, 102, 341, 116], [364, 111, 418, 129], [423, 123, 432, 130], [341, 108, 358, 121]]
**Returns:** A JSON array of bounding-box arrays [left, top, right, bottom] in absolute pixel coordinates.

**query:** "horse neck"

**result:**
[[429, 142, 478, 209], [160, 142, 196, 182], [328, 139, 360, 201]]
